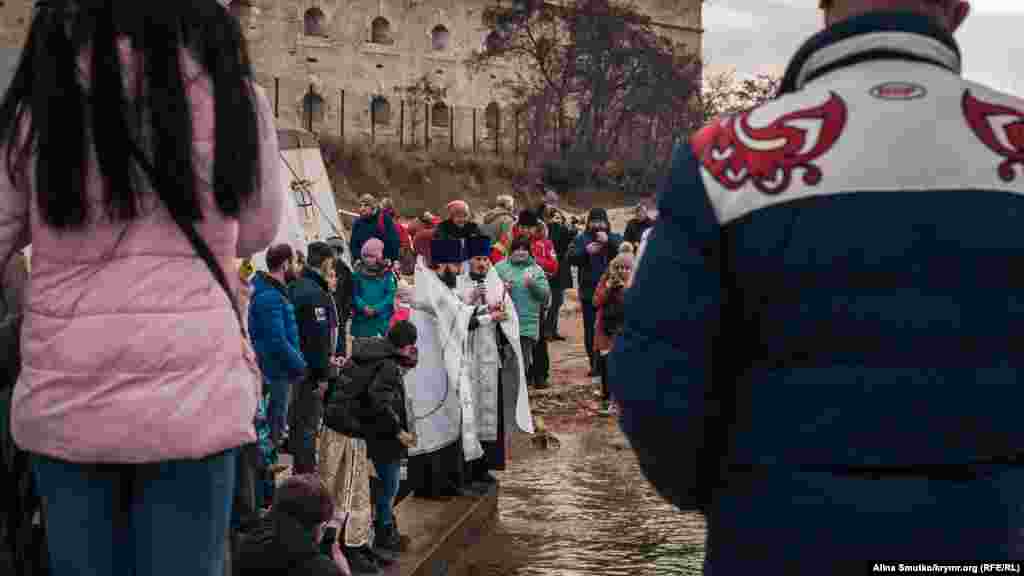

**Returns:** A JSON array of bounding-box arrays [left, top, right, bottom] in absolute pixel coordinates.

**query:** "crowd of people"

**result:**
[[227, 193, 657, 575]]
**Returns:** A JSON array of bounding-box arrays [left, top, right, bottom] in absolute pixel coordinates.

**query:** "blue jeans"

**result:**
[[33, 449, 236, 576], [372, 458, 401, 529], [267, 377, 292, 447]]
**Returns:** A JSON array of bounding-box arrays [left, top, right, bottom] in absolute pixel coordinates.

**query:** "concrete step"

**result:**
[[385, 484, 498, 576]]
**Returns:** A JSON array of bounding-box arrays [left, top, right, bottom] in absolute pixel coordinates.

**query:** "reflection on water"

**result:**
[[464, 423, 707, 576]]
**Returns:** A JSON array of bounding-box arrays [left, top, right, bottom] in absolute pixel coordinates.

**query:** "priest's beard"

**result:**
[[440, 270, 458, 288], [469, 271, 486, 282]]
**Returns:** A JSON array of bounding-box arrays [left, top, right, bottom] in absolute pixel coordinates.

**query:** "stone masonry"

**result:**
[[0, 0, 702, 152]]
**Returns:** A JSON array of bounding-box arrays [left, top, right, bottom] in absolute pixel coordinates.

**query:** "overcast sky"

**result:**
[[703, 0, 1024, 97]]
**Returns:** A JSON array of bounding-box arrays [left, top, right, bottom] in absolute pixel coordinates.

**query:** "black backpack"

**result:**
[[601, 287, 626, 337], [323, 359, 383, 439]]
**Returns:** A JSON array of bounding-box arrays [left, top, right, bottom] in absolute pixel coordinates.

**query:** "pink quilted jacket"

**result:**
[[2, 44, 283, 463]]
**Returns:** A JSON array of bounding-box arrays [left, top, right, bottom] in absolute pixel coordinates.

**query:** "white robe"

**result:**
[[405, 261, 483, 462], [456, 268, 534, 443]]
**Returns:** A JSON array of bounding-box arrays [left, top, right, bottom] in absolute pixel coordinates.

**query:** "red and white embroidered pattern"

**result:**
[[690, 92, 848, 195], [962, 90, 1024, 183]]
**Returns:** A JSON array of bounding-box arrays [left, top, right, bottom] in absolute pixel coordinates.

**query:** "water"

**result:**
[[463, 422, 707, 576]]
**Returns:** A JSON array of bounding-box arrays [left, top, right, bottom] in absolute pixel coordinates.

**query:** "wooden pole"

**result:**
[[450, 105, 454, 151], [425, 103, 430, 149], [274, 77, 279, 118], [307, 84, 314, 132], [399, 100, 405, 149], [472, 109, 477, 153]]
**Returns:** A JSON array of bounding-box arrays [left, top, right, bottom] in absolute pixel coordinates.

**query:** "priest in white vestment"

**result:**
[[456, 236, 534, 486], [403, 238, 491, 499]]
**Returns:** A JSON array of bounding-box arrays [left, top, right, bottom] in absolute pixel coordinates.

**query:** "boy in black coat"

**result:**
[[287, 242, 337, 474], [354, 321, 418, 559]]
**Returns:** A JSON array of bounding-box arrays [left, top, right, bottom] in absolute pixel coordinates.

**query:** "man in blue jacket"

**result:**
[[288, 242, 338, 474], [567, 208, 621, 375], [609, 0, 1024, 571], [250, 243, 308, 450], [349, 194, 400, 265]]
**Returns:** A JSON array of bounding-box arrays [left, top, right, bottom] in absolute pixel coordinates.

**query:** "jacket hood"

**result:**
[[352, 337, 399, 363], [484, 208, 514, 225], [301, 267, 330, 292]]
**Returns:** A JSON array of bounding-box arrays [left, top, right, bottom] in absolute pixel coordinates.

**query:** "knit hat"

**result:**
[[587, 208, 609, 225], [361, 237, 384, 260], [273, 474, 334, 529], [517, 209, 539, 228], [447, 200, 470, 216], [388, 320, 418, 349], [358, 194, 377, 206]]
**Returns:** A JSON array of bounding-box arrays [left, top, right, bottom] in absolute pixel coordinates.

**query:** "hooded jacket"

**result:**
[[249, 272, 307, 383], [568, 208, 623, 302], [288, 268, 335, 383], [495, 255, 550, 340], [349, 338, 410, 462], [351, 262, 396, 339], [480, 208, 516, 246], [7, 48, 282, 463], [236, 511, 342, 576]]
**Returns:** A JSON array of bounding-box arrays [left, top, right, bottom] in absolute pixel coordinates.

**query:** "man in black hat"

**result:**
[[567, 208, 622, 376], [456, 236, 534, 486], [403, 238, 490, 499]]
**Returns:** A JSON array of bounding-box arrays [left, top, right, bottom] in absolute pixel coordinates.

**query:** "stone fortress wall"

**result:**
[[0, 0, 702, 152]]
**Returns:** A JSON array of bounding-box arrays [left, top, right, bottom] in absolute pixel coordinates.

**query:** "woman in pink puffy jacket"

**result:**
[[0, 2, 283, 575]]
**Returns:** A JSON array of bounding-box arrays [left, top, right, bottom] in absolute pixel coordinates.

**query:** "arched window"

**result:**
[[303, 93, 325, 126], [372, 97, 391, 126], [485, 102, 500, 131], [431, 102, 449, 128], [431, 25, 449, 51], [371, 17, 392, 44], [304, 7, 326, 37]]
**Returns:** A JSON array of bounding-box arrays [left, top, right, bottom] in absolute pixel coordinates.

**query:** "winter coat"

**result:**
[[7, 47, 282, 463], [568, 230, 622, 302], [351, 338, 410, 463], [332, 258, 354, 326], [480, 208, 516, 247], [547, 221, 575, 291], [288, 268, 335, 383], [350, 210, 400, 263], [593, 274, 626, 355], [496, 257, 550, 340], [624, 217, 653, 245], [491, 228, 558, 279], [434, 219, 483, 243], [249, 272, 307, 384], [412, 226, 436, 261], [351, 263, 397, 338], [236, 511, 343, 576], [383, 209, 412, 251], [609, 12, 1024, 570]]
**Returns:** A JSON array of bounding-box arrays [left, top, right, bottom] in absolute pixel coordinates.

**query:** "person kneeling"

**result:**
[[236, 474, 348, 576]]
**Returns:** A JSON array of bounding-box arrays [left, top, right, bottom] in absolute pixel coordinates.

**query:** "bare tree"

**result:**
[[699, 71, 781, 123], [471, 0, 701, 193]]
